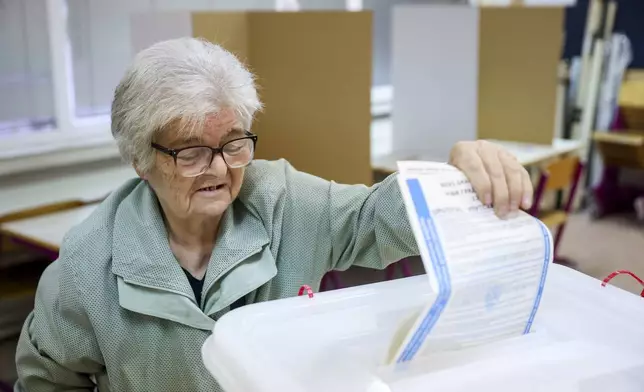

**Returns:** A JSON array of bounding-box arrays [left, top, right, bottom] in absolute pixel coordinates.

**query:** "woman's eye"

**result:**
[[178, 150, 202, 162], [225, 141, 245, 153]]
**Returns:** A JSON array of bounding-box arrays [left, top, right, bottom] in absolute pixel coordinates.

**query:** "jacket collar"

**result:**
[[115, 245, 277, 330], [111, 181, 272, 307], [116, 241, 278, 330], [117, 277, 215, 331]]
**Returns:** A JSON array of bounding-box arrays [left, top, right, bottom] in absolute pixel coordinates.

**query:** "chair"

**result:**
[[319, 272, 343, 291], [385, 257, 413, 281], [0, 381, 13, 392], [529, 155, 584, 263]]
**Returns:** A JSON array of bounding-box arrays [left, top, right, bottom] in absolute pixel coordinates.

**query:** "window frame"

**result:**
[[0, 0, 116, 172]]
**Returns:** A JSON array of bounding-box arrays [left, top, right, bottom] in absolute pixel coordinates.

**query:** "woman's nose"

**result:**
[[206, 153, 228, 176]]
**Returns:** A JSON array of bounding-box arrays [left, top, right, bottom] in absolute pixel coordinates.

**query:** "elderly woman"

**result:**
[[15, 38, 532, 391]]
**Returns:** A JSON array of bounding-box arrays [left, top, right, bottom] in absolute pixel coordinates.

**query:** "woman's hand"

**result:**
[[449, 141, 533, 218]]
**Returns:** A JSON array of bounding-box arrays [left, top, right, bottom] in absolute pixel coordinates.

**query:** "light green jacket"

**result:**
[[15, 159, 417, 392]]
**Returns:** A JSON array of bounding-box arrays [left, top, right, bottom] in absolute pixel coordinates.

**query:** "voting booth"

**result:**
[[202, 264, 644, 392], [131, 11, 373, 185], [391, 4, 567, 162]]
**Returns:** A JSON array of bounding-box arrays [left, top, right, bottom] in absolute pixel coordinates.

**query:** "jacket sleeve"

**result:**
[[326, 172, 419, 271], [282, 161, 419, 273], [15, 259, 102, 391]]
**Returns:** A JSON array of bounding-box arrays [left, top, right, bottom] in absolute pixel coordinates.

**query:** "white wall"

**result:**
[[366, 0, 441, 88], [392, 5, 478, 161], [299, 0, 345, 9]]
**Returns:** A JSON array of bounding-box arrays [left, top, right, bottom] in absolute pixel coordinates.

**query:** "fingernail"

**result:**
[[484, 193, 492, 206], [522, 196, 533, 209], [497, 207, 508, 218]]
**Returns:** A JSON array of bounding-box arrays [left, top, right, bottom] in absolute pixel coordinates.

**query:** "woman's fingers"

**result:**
[[498, 150, 526, 216], [449, 141, 535, 218], [460, 151, 493, 206], [477, 142, 510, 217], [520, 166, 534, 210]]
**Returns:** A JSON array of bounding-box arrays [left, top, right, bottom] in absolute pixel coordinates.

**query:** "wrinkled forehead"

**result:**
[[156, 110, 244, 147]]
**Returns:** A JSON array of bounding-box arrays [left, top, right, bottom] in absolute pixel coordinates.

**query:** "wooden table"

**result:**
[[593, 130, 644, 169], [0, 204, 98, 254], [371, 138, 585, 175], [0, 164, 129, 304]]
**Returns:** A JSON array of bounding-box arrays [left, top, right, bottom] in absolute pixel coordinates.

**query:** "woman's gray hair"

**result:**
[[111, 37, 262, 173]]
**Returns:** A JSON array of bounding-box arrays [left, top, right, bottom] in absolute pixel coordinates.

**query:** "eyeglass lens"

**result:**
[[176, 138, 255, 177]]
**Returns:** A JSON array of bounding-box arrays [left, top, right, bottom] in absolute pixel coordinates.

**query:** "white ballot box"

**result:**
[[202, 264, 644, 392]]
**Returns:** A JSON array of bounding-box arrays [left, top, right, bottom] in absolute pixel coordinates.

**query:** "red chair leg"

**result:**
[[552, 223, 566, 259], [386, 258, 414, 280], [329, 271, 342, 289], [385, 264, 396, 280], [320, 272, 343, 291], [320, 274, 329, 291], [529, 172, 549, 217], [553, 161, 584, 267], [552, 223, 578, 267], [399, 258, 413, 278]]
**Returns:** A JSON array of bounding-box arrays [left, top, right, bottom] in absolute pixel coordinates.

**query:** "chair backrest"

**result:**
[[530, 155, 584, 216], [543, 155, 582, 192]]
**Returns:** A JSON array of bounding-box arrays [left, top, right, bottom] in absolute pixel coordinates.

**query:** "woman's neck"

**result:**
[[164, 212, 221, 279]]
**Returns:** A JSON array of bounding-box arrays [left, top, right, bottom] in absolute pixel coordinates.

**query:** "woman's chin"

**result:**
[[192, 200, 231, 217]]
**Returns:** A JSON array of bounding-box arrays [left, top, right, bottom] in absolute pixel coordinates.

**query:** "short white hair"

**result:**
[[111, 37, 262, 172]]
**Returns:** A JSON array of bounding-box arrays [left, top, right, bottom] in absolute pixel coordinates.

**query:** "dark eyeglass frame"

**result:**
[[151, 132, 258, 173]]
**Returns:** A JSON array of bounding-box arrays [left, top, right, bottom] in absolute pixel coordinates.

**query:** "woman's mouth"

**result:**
[[197, 184, 226, 193]]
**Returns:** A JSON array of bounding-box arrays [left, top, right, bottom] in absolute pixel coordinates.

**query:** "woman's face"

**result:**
[[143, 110, 246, 220]]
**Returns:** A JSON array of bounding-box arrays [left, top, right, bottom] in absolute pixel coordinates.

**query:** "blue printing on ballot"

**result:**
[[397, 180, 552, 362], [396, 179, 452, 363], [523, 221, 551, 334]]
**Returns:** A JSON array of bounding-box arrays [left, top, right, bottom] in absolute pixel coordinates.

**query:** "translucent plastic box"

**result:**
[[202, 264, 644, 392]]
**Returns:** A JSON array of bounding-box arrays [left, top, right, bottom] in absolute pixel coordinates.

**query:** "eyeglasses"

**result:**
[[151, 133, 258, 177]]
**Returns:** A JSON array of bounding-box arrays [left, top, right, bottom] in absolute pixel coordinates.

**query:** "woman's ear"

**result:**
[[134, 164, 147, 180]]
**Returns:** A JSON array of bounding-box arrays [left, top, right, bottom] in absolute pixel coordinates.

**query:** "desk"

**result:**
[[593, 131, 644, 169], [490, 138, 585, 166], [0, 165, 135, 219], [0, 204, 98, 253], [372, 138, 585, 175]]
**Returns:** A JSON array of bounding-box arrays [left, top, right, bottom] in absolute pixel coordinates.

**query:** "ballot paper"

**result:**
[[389, 161, 553, 364]]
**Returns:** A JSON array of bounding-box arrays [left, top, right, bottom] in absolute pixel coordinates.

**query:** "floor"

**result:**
[[0, 211, 642, 385], [557, 212, 644, 294]]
